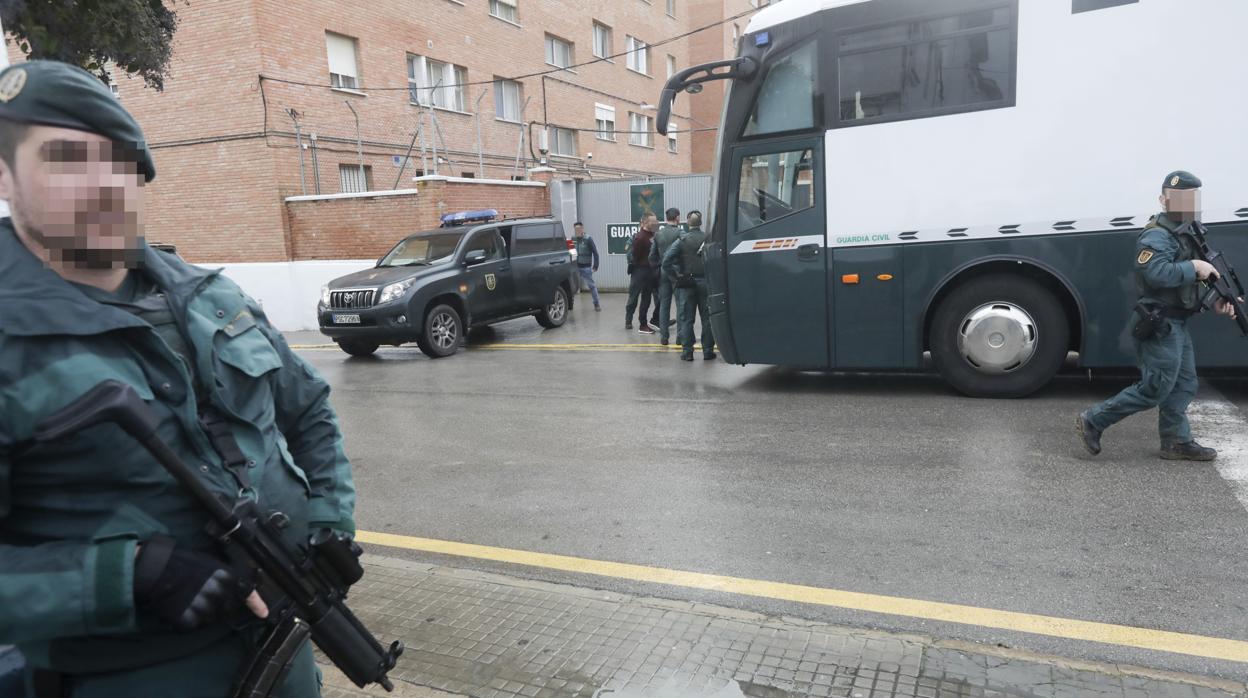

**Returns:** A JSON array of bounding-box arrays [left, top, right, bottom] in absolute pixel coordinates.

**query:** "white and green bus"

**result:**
[[657, 0, 1248, 397]]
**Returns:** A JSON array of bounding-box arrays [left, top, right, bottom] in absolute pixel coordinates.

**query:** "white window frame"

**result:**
[[629, 112, 653, 148], [489, 0, 519, 24], [626, 36, 649, 75], [546, 126, 577, 156], [667, 123, 678, 153], [326, 32, 360, 91], [494, 78, 523, 122], [592, 22, 612, 60], [595, 103, 616, 141], [545, 34, 574, 70], [666, 55, 677, 79], [408, 54, 468, 112], [666, 0, 676, 17]]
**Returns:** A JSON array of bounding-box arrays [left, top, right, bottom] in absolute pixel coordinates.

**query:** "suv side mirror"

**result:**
[[464, 250, 488, 266]]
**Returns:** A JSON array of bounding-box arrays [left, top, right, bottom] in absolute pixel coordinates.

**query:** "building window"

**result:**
[[489, 0, 518, 23], [408, 54, 468, 111], [732, 24, 740, 48], [339, 164, 372, 193], [461, 172, 476, 178], [666, 55, 676, 79], [667, 124, 677, 153], [836, 5, 1016, 126], [626, 36, 649, 75], [546, 126, 577, 156], [326, 32, 360, 90], [593, 22, 612, 59], [1073, 0, 1137, 12], [629, 112, 652, 147], [494, 78, 523, 122], [666, 0, 676, 16], [545, 34, 574, 69], [595, 103, 616, 141]]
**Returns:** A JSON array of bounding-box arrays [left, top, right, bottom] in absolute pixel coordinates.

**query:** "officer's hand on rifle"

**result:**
[[1193, 259, 1219, 280], [134, 536, 269, 631], [1215, 297, 1243, 320]]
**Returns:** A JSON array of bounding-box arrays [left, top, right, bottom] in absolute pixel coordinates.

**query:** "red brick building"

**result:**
[[6, 0, 767, 265]]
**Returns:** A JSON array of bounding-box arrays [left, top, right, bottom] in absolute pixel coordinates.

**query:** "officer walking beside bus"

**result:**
[[663, 211, 716, 362], [1077, 171, 1237, 461]]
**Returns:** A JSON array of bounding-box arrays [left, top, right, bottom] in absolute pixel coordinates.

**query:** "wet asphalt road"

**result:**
[[290, 293, 1248, 682]]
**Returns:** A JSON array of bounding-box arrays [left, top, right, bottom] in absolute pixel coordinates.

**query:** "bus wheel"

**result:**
[[930, 275, 1068, 398]]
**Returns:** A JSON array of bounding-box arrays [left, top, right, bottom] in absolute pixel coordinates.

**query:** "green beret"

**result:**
[[1162, 170, 1201, 191], [0, 60, 155, 182]]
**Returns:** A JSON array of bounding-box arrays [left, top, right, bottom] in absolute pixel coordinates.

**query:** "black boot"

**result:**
[[1076, 411, 1102, 456], [1160, 440, 1217, 461]]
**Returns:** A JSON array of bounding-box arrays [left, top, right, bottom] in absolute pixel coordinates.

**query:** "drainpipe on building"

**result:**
[[288, 108, 307, 196], [344, 100, 364, 190], [309, 133, 322, 195], [394, 120, 422, 190], [512, 96, 532, 180], [474, 89, 487, 179]]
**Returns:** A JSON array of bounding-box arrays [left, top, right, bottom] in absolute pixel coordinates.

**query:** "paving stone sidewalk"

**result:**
[[318, 555, 1245, 698]]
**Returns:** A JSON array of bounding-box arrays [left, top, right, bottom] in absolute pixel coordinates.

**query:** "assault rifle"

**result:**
[[34, 381, 403, 697], [1178, 221, 1248, 336]]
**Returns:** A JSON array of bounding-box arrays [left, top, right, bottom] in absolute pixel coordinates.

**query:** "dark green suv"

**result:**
[[318, 213, 575, 358]]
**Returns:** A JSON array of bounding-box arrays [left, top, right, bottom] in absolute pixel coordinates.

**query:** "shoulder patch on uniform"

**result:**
[[1137, 249, 1155, 265]]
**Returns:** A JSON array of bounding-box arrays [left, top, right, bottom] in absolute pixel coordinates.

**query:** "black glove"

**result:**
[[133, 535, 254, 631]]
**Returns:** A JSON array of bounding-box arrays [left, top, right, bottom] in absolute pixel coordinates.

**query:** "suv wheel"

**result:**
[[420, 304, 462, 358], [536, 286, 569, 328], [337, 339, 379, 357]]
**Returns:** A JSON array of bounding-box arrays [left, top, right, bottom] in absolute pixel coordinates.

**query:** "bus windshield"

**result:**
[[378, 232, 464, 267]]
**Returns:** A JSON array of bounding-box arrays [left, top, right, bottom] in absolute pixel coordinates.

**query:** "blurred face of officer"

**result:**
[[574, 224, 585, 238], [0, 124, 146, 269], [1160, 187, 1201, 223]]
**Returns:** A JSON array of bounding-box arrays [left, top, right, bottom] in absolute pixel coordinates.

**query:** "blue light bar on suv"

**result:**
[[440, 209, 499, 227]]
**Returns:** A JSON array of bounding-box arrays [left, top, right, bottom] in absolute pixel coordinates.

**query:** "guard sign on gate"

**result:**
[[606, 223, 639, 256]]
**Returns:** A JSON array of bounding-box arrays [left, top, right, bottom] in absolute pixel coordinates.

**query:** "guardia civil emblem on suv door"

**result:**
[[485, 273, 497, 291]]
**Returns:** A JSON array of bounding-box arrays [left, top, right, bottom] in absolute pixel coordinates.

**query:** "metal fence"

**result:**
[[575, 174, 712, 291]]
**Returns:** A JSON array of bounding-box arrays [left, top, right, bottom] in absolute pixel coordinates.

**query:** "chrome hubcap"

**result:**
[[956, 302, 1038, 374], [431, 312, 457, 350]]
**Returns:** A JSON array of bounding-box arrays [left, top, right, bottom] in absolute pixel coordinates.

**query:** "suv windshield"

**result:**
[[378, 232, 465, 267]]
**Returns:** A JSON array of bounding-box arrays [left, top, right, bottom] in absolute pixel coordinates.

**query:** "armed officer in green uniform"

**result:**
[[662, 211, 716, 362], [0, 62, 356, 696], [650, 207, 685, 346], [1078, 171, 1237, 460]]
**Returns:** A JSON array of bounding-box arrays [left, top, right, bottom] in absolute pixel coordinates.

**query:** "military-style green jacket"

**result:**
[[0, 220, 356, 673], [662, 227, 708, 279], [649, 224, 683, 275], [1135, 213, 1200, 311]]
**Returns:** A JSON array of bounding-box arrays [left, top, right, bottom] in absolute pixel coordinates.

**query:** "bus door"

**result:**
[[726, 138, 829, 368]]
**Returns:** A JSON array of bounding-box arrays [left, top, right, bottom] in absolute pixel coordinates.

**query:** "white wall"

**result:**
[[202, 260, 375, 332]]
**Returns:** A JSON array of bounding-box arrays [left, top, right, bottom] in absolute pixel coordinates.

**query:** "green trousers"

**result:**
[[676, 278, 715, 358], [1086, 318, 1197, 445]]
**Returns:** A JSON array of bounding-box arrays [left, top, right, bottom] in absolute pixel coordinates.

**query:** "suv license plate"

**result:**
[[333, 314, 361, 324]]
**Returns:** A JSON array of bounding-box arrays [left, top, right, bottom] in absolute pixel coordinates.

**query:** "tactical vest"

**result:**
[[1136, 217, 1201, 311], [572, 236, 594, 265], [679, 229, 708, 277]]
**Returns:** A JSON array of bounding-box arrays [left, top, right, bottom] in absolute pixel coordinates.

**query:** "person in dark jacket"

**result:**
[[650, 207, 684, 345], [572, 222, 601, 311], [0, 61, 354, 697], [625, 212, 658, 332], [662, 211, 716, 361]]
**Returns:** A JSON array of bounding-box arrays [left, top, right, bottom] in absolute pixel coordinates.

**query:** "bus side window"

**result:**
[[736, 149, 816, 231], [1073, 0, 1136, 12], [836, 5, 1016, 125]]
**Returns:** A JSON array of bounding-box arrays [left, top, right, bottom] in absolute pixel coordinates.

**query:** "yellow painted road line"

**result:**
[[355, 530, 1248, 664]]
